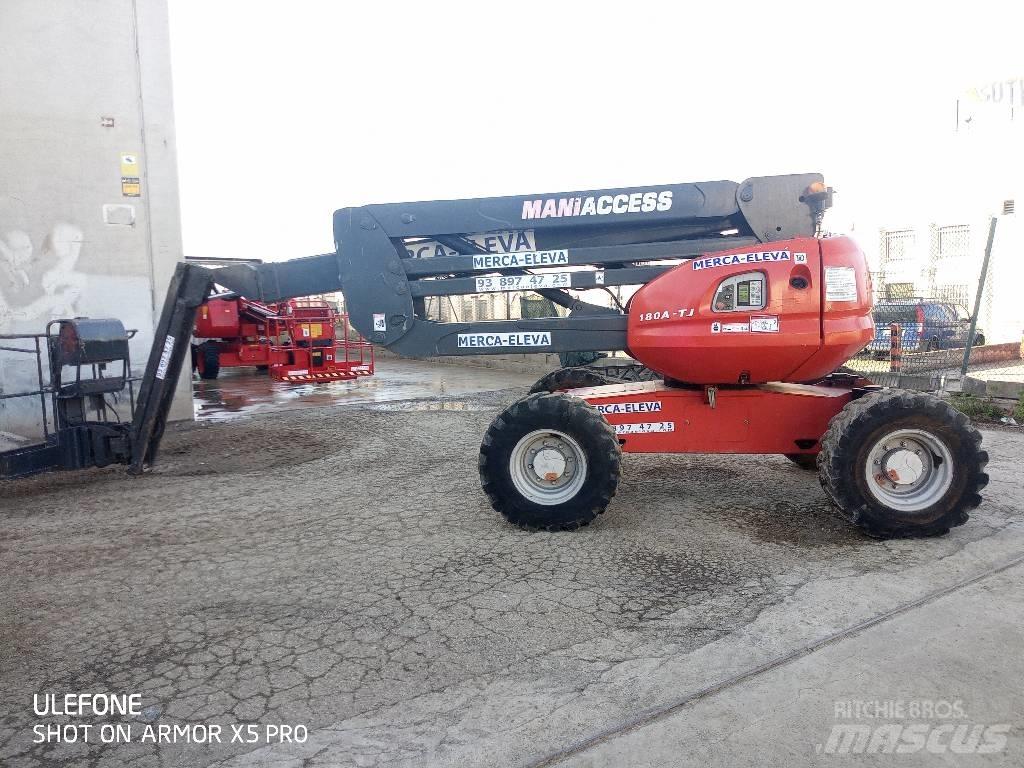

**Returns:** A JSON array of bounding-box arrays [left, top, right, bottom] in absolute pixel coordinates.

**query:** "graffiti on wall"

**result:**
[[0, 223, 87, 332], [0, 221, 160, 440]]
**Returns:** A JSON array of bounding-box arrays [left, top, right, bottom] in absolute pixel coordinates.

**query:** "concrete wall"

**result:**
[[0, 0, 190, 442]]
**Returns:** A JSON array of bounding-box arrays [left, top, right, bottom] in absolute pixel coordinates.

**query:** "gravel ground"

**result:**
[[0, 385, 1021, 767]]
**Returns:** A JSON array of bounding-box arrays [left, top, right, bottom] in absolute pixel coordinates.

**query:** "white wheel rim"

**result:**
[[509, 429, 588, 505], [863, 428, 954, 512]]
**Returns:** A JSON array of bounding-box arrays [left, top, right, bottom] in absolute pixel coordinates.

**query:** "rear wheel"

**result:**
[[479, 393, 621, 530], [529, 367, 611, 394], [198, 342, 220, 380], [818, 390, 987, 538]]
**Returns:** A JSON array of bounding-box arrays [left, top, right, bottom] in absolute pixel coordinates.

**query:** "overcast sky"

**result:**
[[168, 1, 1021, 260]]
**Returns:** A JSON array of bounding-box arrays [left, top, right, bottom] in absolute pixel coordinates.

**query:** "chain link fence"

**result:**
[[841, 219, 1012, 388]]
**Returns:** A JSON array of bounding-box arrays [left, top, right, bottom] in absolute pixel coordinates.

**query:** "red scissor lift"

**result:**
[[192, 296, 374, 383]]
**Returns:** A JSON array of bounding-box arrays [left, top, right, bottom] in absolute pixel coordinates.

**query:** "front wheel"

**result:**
[[479, 393, 621, 530], [818, 390, 988, 538]]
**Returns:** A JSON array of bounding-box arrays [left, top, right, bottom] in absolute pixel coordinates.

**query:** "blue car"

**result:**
[[865, 300, 984, 355]]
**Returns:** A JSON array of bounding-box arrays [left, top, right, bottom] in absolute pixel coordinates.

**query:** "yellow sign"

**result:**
[[120, 152, 141, 198], [120, 153, 138, 175]]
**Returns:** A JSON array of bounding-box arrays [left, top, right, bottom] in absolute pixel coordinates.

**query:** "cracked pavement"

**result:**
[[1, 377, 1022, 767]]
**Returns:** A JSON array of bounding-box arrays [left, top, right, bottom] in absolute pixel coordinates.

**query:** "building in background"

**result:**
[[0, 0, 189, 442], [858, 75, 1022, 344], [875, 207, 1020, 344]]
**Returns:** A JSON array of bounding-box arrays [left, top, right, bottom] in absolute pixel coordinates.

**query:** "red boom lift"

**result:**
[[191, 296, 374, 383]]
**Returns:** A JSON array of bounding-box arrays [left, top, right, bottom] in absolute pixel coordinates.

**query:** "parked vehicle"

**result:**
[[864, 299, 984, 355]]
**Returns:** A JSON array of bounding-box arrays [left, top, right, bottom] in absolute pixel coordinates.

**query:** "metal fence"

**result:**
[[843, 218, 1005, 388], [842, 288, 983, 388]]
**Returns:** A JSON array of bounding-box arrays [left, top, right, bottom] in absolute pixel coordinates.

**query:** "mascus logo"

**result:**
[[522, 191, 673, 219]]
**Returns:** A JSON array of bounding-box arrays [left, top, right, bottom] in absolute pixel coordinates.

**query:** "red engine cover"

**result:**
[[193, 298, 242, 338], [627, 236, 873, 384]]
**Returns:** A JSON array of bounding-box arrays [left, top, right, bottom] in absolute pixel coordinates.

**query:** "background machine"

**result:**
[[191, 296, 373, 383]]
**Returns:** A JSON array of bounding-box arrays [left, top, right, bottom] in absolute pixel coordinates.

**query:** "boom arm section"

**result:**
[[209, 173, 828, 358]]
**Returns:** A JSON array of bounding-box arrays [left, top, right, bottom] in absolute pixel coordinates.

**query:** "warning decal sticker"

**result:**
[[721, 323, 749, 333], [120, 152, 141, 197], [750, 315, 780, 333], [825, 267, 858, 302]]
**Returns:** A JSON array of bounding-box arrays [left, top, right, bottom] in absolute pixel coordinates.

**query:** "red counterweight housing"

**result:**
[[194, 298, 244, 338], [626, 235, 874, 384]]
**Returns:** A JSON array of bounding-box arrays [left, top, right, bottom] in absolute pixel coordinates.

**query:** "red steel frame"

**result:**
[[574, 380, 854, 457]]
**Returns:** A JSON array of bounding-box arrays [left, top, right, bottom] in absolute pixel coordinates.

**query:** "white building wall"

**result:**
[[874, 209, 1021, 345], [854, 76, 1022, 345], [0, 0, 191, 440], [984, 209, 1023, 343]]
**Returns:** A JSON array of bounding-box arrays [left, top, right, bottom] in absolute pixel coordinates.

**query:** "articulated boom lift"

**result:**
[[3, 173, 988, 538]]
